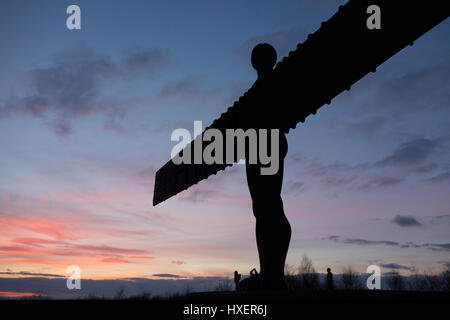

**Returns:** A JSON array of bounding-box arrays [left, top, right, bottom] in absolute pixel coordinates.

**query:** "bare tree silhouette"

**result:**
[[284, 263, 297, 290], [214, 279, 233, 292], [341, 266, 361, 290], [297, 255, 319, 290], [387, 271, 405, 291], [442, 267, 450, 292]]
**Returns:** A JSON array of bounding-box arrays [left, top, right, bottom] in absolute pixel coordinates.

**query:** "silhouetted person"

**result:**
[[327, 267, 334, 290], [244, 43, 291, 290], [234, 270, 241, 290]]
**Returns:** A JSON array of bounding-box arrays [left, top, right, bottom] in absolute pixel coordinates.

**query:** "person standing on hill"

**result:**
[[327, 267, 334, 290]]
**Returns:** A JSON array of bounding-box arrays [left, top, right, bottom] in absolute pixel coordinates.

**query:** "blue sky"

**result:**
[[0, 0, 449, 297]]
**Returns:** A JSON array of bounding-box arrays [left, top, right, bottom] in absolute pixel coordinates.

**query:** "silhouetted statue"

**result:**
[[234, 270, 241, 290], [152, 0, 449, 294], [244, 43, 291, 290], [327, 267, 334, 290]]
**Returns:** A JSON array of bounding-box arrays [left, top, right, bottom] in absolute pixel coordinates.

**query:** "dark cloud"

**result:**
[[0, 271, 64, 278], [320, 174, 358, 188], [0, 46, 171, 135], [323, 235, 450, 252], [121, 48, 171, 75], [158, 76, 202, 99], [432, 214, 450, 220], [324, 235, 399, 246], [414, 163, 438, 173], [296, 158, 360, 188], [290, 154, 401, 192], [374, 138, 441, 167], [285, 181, 307, 195], [325, 116, 387, 138], [391, 215, 422, 227], [358, 176, 404, 191], [427, 172, 450, 184], [376, 64, 450, 115], [157, 75, 219, 108], [9, 47, 120, 122], [419, 243, 450, 252], [334, 61, 450, 139], [289, 136, 447, 193], [151, 274, 184, 279], [379, 263, 413, 271]]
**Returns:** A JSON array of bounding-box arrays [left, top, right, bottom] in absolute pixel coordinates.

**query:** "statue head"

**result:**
[[251, 43, 277, 79]]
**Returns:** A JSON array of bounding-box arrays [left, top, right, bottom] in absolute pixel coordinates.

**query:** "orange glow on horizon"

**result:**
[[0, 291, 47, 298]]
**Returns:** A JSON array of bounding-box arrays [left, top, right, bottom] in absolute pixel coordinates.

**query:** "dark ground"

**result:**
[[2, 290, 449, 318], [179, 289, 450, 301]]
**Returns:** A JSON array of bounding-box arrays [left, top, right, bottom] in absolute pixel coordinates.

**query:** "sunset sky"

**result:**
[[0, 0, 449, 297]]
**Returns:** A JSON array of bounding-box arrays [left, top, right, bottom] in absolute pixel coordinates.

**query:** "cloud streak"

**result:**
[[379, 263, 413, 271], [152, 273, 184, 278], [323, 235, 450, 252], [376, 64, 450, 116], [0, 271, 64, 278], [374, 138, 442, 168], [427, 172, 450, 184]]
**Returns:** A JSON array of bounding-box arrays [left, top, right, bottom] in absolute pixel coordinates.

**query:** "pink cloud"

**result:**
[[0, 216, 75, 240], [101, 257, 130, 264], [129, 256, 156, 260], [72, 244, 149, 255], [11, 238, 68, 247]]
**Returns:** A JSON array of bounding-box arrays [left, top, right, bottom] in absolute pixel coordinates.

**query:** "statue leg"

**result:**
[[245, 133, 291, 289]]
